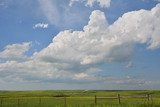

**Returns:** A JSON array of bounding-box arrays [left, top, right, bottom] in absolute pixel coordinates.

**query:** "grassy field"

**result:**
[[0, 90, 160, 107]]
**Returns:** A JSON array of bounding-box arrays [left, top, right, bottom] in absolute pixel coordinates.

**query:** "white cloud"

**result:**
[[33, 23, 48, 29], [0, 42, 31, 61], [69, 0, 111, 8], [38, 0, 60, 26], [36, 4, 160, 66], [0, 4, 160, 85], [37, 0, 87, 29], [74, 73, 88, 80], [104, 76, 146, 86]]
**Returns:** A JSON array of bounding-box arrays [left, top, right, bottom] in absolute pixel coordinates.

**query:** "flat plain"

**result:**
[[0, 90, 160, 107]]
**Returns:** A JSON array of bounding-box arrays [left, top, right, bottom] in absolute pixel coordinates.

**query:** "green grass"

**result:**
[[0, 90, 160, 107]]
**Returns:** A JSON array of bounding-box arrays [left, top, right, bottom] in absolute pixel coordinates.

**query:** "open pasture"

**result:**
[[0, 90, 160, 107]]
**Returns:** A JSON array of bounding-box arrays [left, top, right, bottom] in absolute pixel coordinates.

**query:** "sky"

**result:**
[[0, 0, 160, 90]]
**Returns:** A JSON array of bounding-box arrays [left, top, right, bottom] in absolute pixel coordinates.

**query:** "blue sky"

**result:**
[[0, 0, 160, 90]]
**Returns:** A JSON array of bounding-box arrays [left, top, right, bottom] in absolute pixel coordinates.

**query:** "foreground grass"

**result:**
[[0, 90, 160, 107]]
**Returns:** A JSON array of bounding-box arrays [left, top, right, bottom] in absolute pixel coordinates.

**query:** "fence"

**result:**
[[0, 94, 153, 107], [94, 94, 152, 104]]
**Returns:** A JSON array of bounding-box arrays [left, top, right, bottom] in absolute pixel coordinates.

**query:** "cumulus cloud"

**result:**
[[69, 0, 111, 8], [0, 42, 31, 61], [36, 4, 160, 66], [33, 23, 48, 29], [0, 4, 160, 84]]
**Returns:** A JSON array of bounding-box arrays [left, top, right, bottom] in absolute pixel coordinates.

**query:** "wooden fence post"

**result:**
[[117, 94, 121, 104], [95, 95, 97, 104], [64, 96, 67, 107]]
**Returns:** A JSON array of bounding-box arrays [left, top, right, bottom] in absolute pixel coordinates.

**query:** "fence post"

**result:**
[[95, 95, 97, 104], [64, 96, 67, 107], [117, 94, 121, 104]]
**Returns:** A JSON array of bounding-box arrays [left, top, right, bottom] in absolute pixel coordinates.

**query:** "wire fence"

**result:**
[[0, 94, 155, 107], [94, 94, 152, 104]]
